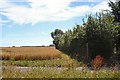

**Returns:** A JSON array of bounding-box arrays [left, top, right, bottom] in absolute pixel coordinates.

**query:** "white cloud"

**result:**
[[0, 20, 10, 23], [92, 1, 111, 13], [72, 0, 104, 2], [0, 0, 111, 25], [75, 0, 116, 2], [0, 0, 11, 9], [0, 20, 10, 27]]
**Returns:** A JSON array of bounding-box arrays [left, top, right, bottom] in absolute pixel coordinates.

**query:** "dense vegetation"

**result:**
[[51, 1, 120, 62], [109, 1, 120, 54]]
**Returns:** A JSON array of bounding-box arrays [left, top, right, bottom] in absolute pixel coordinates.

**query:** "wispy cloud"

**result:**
[[0, 0, 112, 25], [76, 0, 116, 2], [0, 20, 10, 23]]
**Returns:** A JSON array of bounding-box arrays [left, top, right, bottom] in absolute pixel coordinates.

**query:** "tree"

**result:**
[[51, 29, 64, 49], [109, 1, 120, 23], [70, 25, 86, 60], [109, 1, 120, 54], [84, 12, 116, 60], [51, 1, 119, 61]]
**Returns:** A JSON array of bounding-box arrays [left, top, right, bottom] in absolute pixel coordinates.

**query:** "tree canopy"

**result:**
[[109, 1, 120, 54]]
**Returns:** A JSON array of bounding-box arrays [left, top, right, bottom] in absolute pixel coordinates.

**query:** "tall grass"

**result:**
[[2, 67, 120, 78], [1, 47, 61, 60], [2, 53, 82, 67]]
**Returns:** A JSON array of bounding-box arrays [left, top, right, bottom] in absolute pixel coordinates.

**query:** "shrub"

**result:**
[[91, 55, 103, 70]]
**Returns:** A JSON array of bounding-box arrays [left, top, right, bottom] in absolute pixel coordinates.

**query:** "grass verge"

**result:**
[[2, 67, 120, 78]]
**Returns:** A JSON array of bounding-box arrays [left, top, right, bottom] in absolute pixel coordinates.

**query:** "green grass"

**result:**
[[2, 59, 82, 67], [2, 54, 83, 67], [2, 67, 120, 78], [2, 50, 120, 78]]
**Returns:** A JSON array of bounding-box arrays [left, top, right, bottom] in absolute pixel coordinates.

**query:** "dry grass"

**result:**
[[1, 47, 62, 60], [3, 67, 120, 78]]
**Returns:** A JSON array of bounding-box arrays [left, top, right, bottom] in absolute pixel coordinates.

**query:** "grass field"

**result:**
[[1, 47, 61, 60], [2, 53, 82, 67], [2, 67, 120, 78], [1, 47, 81, 67], [1, 47, 120, 78]]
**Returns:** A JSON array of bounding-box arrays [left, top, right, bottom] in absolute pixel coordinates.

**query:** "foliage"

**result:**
[[51, 29, 64, 49], [91, 55, 103, 70], [51, 1, 120, 61], [2, 66, 120, 78], [51, 12, 118, 61], [84, 13, 116, 59], [109, 1, 120, 54], [108, 1, 120, 23]]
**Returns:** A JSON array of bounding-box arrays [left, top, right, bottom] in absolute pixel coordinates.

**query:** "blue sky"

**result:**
[[0, 0, 114, 47]]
